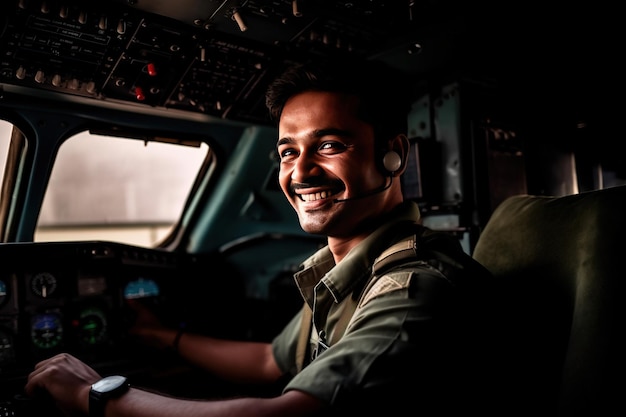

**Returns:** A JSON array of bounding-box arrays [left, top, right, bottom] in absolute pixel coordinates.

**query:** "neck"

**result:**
[[327, 235, 367, 264], [327, 200, 408, 264]]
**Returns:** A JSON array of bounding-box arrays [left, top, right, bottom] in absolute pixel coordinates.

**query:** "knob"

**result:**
[[16, 66, 26, 80], [86, 81, 97, 94], [67, 78, 79, 90], [51, 74, 62, 87], [34, 70, 45, 84], [117, 19, 126, 34]]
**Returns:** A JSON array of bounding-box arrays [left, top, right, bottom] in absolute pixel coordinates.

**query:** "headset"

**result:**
[[382, 150, 402, 174]]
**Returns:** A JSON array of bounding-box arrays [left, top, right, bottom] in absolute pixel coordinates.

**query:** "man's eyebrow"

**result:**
[[315, 128, 352, 138], [276, 137, 293, 147]]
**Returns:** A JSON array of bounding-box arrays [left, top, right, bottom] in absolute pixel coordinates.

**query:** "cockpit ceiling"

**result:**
[[0, 0, 477, 123], [1, 1, 603, 125]]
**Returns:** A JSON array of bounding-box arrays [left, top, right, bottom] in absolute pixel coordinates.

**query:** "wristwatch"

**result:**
[[89, 375, 130, 417]]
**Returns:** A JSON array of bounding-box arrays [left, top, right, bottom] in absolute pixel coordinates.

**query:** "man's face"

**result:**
[[276, 91, 389, 237]]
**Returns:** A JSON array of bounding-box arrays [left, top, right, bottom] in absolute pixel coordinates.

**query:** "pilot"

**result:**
[[25, 58, 502, 416]]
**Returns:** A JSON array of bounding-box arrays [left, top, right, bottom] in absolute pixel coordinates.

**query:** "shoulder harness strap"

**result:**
[[295, 304, 312, 373]]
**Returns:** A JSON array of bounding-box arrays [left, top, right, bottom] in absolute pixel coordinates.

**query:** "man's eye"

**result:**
[[279, 148, 297, 159], [319, 142, 347, 152]]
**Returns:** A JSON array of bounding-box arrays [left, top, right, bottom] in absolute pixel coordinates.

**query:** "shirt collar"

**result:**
[[294, 201, 421, 307]]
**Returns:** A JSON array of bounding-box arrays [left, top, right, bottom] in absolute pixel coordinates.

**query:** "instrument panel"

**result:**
[[0, 240, 245, 396], [0, 234, 322, 415], [1, 266, 153, 355]]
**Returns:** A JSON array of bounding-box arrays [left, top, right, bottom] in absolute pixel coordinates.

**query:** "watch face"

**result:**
[[92, 375, 127, 393]]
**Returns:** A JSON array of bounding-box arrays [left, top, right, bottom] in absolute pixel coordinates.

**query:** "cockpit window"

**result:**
[[34, 131, 210, 247]]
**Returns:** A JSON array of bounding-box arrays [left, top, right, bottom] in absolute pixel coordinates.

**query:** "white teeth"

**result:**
[[300, 190, 332, 202]]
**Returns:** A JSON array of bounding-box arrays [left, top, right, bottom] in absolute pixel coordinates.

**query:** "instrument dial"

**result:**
[[31, 272, 58, 298], [124, 277, 159, 299], [31, 312, 63, 349], [76, 307, 108, 346]]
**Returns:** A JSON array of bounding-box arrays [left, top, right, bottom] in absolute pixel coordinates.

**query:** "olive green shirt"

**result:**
[[271, 201, 494, 414]]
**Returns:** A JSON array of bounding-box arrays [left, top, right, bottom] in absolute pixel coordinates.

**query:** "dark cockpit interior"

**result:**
[[0, 1, 621, 416]]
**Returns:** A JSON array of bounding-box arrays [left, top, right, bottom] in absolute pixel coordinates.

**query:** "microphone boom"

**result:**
[[333, 176, 393, 203]]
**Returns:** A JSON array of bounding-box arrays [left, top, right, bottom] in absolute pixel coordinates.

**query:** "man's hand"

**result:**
[[25, 353, 101, 415]]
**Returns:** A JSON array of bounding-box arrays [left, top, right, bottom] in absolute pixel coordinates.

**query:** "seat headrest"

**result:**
[[474, 185, 626, 288]]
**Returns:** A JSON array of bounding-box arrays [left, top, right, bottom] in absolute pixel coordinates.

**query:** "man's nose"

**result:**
[[290, 153, 322, 182]]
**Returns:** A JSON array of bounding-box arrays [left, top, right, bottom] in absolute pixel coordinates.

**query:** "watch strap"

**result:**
[[89, 388, 107, 417], [89, 376, 129, 417]]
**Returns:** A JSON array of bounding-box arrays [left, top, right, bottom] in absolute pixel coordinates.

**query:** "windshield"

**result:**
[[32, 130, 209, 247]]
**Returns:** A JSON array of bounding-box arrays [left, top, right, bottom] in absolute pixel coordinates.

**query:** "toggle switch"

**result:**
[[134, 87, 145, 101], [146, 63, 157, 77], [232, 10, 247, 32]]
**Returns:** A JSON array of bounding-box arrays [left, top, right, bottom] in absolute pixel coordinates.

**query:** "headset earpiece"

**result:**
[[382, 151, 402, 173]]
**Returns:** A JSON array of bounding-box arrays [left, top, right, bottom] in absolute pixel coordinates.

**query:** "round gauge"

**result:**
[[31, 313, 63, 349], [77, 307, 108, 346], [0, 326, 16, 364], [31, 272, 58, 298], [0, 279, 7, 308], [124, 277, 160, 299]]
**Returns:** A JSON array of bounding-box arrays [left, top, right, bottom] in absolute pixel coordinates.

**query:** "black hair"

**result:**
[[265, 57, 411, 145]]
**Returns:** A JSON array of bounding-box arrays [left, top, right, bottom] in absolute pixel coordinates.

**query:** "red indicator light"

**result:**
[[147, 63, 157, 76], [135, 87, 145, 101]]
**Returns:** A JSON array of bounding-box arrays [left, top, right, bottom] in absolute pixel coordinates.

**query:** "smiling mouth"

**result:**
[[297, 190, 340, 202]]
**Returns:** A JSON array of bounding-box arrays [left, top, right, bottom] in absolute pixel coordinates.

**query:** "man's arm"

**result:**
[[24, 353, 325, 417], [127, 299, 283, 384], [176, 332, 284, 384], [106, 387, 323, 417]]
